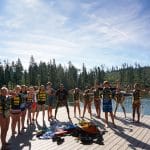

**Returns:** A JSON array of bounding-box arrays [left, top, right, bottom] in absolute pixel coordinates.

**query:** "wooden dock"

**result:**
[[1, 106, 150, 150]]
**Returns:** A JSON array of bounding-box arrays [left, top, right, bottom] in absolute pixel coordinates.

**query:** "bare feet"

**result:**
[[105, 124, 108, 128]]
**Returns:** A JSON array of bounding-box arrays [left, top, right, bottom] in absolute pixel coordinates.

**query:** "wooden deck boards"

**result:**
[[0, 106, 150, 150]]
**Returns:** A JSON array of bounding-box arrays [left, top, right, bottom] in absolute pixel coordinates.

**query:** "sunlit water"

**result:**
[[112, 96, 150, 115], [78, 96, 150, 116]]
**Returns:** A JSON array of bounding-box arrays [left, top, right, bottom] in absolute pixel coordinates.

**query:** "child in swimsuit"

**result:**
[[11, 85, 22, 135], [73, 88, 81, 117], [132, 83, 141, 123], [114, 88, 126, 118], [36, 85, 47, 122], [82, 88, 92, 119]]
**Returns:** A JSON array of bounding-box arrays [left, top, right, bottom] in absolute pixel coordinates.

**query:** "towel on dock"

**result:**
[[36, 121, 77, 139]]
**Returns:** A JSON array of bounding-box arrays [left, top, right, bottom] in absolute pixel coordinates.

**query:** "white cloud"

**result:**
[[0, 0, 150, 70]]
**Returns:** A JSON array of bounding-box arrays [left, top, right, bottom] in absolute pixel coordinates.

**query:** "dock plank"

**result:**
[[0, 106, 150, 150]]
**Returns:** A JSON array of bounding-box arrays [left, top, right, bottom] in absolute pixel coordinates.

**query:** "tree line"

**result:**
[[0, 56, 150, 90]]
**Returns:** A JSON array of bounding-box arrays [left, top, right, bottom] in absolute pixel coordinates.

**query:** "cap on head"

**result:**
[[16, 85, 21, 90], [60, 83, 64, 87], [103, 81, 109, 86], [29, 86, 34, 90], [47, 82, 52, 86]]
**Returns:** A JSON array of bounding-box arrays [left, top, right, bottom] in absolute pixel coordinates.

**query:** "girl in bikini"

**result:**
[[73, 88, 81, 118], [132, 83, 141, 123], [82, 88, 92, 119]]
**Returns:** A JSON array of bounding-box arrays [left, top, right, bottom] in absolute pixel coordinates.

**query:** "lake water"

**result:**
[[112, 96, 150, 115], [79, 96, 150, 116]]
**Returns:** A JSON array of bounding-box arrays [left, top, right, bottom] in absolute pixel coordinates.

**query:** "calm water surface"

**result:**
[[79, 96, 150, 116], [112, 97, 150, 115]]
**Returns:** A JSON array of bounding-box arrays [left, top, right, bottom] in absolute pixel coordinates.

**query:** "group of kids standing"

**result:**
[[0, 80, 142, 149]]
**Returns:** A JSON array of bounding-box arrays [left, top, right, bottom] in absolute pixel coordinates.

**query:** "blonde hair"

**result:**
[[1, 87, 8, 94], [103, 81, 109, 85]]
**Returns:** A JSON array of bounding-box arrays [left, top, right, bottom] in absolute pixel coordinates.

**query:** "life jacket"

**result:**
[[38, 91, 47, 102], [27, 93, 34, 103], [79, 121, 99, 134], [11, 94, 22, 109], [0, 95, 11, 117]]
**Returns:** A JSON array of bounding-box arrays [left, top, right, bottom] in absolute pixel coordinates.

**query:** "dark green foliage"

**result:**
[[0, 56, 150, 89], [0, 62, 4, 87]]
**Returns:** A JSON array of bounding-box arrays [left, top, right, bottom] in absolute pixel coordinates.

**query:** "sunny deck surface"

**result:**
[[1, 106, 150, 150]]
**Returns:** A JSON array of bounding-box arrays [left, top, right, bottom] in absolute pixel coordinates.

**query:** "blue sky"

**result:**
[[0, 0, 150, 70]]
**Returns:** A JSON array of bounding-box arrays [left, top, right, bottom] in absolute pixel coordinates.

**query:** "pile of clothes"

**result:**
[[71, 120, 105, 145], [36, 120, 77, 145], [36, 120, 105, 145]]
